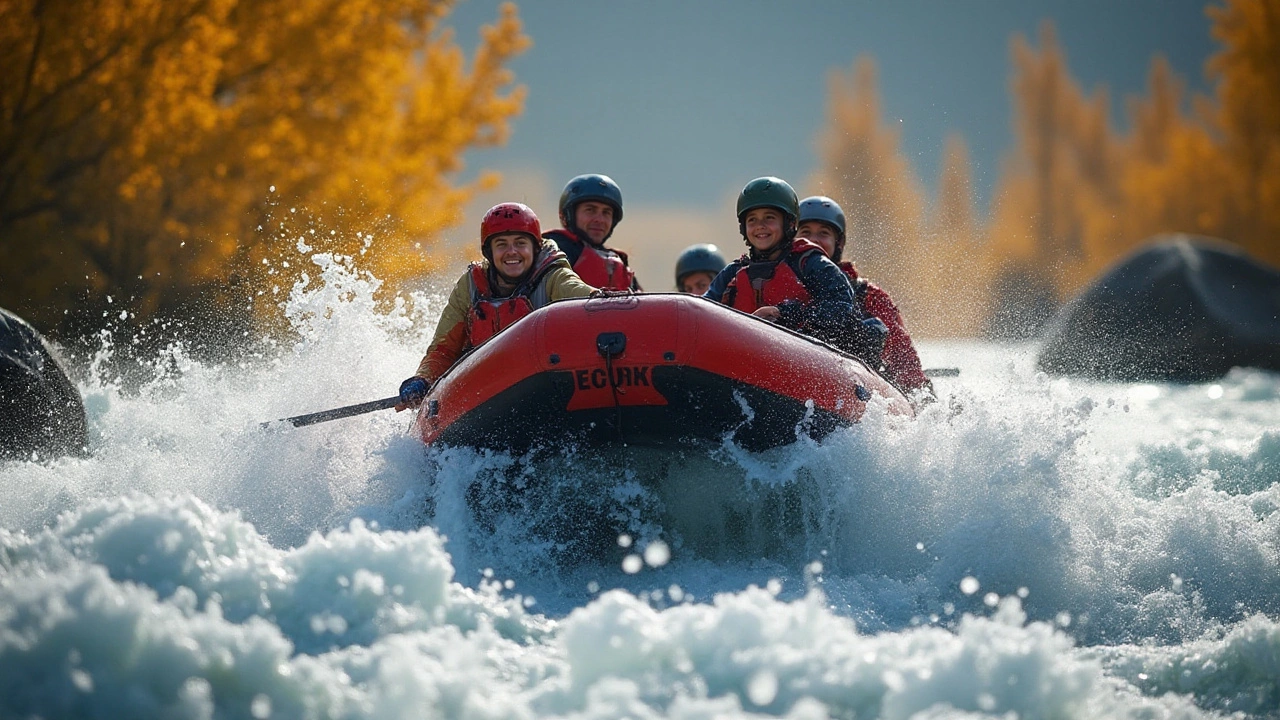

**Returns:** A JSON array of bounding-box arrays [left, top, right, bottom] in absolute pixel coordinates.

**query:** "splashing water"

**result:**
[[2, 250, 1278, 718]]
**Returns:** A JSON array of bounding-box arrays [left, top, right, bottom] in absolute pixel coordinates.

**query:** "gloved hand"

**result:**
[[397, 376, 430, 409], [859, 317, 889, 359], [844, 316, 888, 365]]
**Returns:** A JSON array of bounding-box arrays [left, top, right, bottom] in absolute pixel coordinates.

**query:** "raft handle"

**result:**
[[596, 331, 628, 441], [596, 332, 626, 358]]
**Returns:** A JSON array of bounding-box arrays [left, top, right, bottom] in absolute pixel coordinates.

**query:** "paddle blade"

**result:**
[[261, 396, 401, 428]]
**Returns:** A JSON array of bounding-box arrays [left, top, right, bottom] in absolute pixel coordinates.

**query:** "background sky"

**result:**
[[442, 0, 1220, 288]]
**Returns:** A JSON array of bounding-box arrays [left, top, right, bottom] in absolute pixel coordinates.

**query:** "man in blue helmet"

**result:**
[[542, 174, 641, 291]]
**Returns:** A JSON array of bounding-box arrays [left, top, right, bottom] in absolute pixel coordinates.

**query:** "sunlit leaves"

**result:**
[[0, 0, 529, 334]]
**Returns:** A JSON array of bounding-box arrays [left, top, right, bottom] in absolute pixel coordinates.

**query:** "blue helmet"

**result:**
[[558, 174, 624, 229], [798, 196, 847, 261], [674, 244, 727, 289]]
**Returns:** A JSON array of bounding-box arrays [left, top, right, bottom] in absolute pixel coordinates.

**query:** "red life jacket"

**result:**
[[572, 241, 634, 290], [723, 238, 825, 313], [465, 246, 564, 345]]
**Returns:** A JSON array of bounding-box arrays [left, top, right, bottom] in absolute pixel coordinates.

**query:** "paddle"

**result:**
[[260, 396, 400, 428], [924, 367, 960, 378]]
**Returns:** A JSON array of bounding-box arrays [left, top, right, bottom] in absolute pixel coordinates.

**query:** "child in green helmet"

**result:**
[[703, 177, 887, 361]]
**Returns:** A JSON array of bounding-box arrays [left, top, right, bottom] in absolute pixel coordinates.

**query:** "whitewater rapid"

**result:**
[[2, 251, 1278, 719]]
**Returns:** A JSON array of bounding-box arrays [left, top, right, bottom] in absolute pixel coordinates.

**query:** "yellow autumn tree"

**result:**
[[985, 23, 1117, 336], [1112, 56, 1222, 255], [810, 58, 928, 325], [925, 134, 987, 337], [1101, 0, 1279, 271], [0, 0, 529, 337], [1203, 0, 1280, 265]]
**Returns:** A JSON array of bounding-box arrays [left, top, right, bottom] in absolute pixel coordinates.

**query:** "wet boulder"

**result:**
[[1, 307, 87, 459], [1037, 235, 1280, 381]]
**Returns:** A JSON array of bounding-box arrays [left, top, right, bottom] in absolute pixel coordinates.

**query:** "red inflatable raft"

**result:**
[[414, 293, 912, 452]]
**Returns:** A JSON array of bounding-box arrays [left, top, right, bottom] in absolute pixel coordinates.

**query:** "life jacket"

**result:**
[[722, 238, 826, 313], [466, 245, 564, 345], [547, 229, 634, 290]]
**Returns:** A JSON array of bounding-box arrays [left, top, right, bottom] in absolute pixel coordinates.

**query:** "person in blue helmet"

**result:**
[[703, 177, 887, 362], [674, 243, 727, 295], [797, 195, 933, 397], [542, 174, 642, 291]]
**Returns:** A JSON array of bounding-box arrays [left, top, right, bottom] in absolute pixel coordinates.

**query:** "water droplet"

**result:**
[[747, 670, 778, 706], [643, 540, 670, 567]]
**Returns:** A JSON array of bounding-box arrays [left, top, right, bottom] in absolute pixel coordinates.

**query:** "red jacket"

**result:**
[[840, 262, 931, 393]]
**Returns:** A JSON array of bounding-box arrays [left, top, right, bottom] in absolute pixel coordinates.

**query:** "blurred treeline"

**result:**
[[812, 0, 1279, 338], [0, 0, 528, 354]]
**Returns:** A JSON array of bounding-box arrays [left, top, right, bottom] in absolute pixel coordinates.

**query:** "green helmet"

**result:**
[[674, 244, 727, 288], [736, 177, 799, 221]]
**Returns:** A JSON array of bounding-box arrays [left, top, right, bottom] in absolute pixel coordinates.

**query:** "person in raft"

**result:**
[[542, 173, 642, 291], [702, 177, 888, 361], [396, 202, 595, 410], [796, 195, 933, 398], [674, 243, 727, 295]]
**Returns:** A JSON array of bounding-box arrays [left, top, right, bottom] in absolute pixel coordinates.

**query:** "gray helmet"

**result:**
[[798, 195, 847, 261], [674, 244, 727, 288]]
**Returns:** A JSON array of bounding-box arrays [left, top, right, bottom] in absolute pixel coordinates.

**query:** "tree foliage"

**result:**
[[0, 0, 529, 336], [812, 1, 1280, 338], [989, 1, 1279, 318], [809, 59, 932, 329]]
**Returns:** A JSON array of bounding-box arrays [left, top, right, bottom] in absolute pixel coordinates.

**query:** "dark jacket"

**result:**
[[703, 241, 870, 352]]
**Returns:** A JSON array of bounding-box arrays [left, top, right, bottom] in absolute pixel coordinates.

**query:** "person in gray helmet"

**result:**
[[796, 195, 932, 397], [674, 243, 727, 295]]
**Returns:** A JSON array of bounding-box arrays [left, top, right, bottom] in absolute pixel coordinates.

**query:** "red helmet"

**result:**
[[481, 203, 541, 252]]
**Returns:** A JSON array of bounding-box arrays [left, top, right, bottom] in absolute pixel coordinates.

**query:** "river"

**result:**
[[2, 253, 1277, 719]]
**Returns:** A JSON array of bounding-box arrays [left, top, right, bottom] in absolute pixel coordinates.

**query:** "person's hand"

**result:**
[[752, 306, 781, 322], [588, 288, 634, 299], [396, 376, 430, 411], [847, 317, 888, 364]]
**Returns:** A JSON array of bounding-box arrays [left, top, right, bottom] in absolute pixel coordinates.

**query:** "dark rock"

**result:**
[[1, 308, 87, 459], [1037, 235, 1280, 381]]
